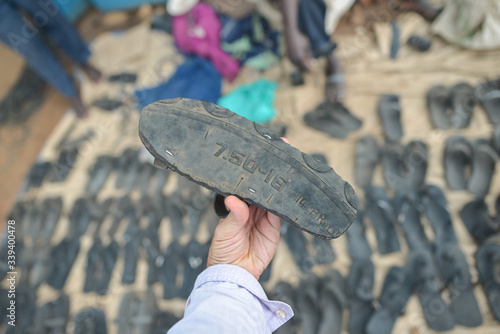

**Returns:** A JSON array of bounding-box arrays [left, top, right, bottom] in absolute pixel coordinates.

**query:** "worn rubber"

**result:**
[[139, 98, 359, 239]]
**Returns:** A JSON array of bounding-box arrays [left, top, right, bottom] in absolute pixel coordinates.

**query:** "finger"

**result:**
[[216, 195, 250, 235]]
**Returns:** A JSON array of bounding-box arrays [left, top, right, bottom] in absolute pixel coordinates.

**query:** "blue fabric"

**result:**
[[0, 0, 92, 97], [53, 0, 88, 22], [134, 57, 222, 110], [218, 79, 277, 123], [298, 0, 336, 57], [88, 0, 164, 12], [168, 264, 293, 334], [220, 14, 280, 63]]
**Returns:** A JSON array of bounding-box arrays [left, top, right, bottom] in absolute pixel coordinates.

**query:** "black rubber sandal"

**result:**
[[347, 259, 374, 334], [426, 85, 452, 129], [460, 199, 499, 244], [139, 98, 359, 239], [450, 82, 476, 129], [420, 185, 458, 245], [366, 266, 415, 334], [435, 244, 483, 327], [378, 94, 403, 142], [476, 78, 500, 124], [443, 136, 472, 190], [475, 235, 500, 322], [355, 135, 379, 188], [467, 139, 498, 197], [365, 186, 401, 255], [346, 211, 372, 260]]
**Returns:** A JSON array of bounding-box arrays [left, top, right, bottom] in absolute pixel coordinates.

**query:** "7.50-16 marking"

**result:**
[[214, 142, 287, 191]]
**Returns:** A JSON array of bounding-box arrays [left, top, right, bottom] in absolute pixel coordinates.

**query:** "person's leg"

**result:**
[[13, 0, 101, 81], [297, 0, 336, 58], [397, 0, 442, 22], [0, 1, 87, 117], [297, 0, 344, 102], [325, 53, 345, 102]]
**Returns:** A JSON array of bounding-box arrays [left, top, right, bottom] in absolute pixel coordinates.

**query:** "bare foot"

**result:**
[[80, 63, 102, 83], [325, 52, 345, 103], [71, 96, 88, 119]]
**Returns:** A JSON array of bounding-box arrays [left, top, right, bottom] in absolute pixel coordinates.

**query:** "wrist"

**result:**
[[207, 258, 260, 281]]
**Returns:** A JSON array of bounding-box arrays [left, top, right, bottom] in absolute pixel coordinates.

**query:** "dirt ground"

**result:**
[[0, 4, 499, 334]]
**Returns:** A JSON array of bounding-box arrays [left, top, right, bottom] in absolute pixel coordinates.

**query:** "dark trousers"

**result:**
[[0, 0, 91, 97], [298, 0, 336, 58]]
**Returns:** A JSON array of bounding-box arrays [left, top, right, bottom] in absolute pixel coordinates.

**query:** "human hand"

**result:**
[[207, 195, 281, 280], [207, 139, 290, 279]]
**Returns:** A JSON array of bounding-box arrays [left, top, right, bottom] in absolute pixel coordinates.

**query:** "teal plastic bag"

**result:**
[[218, 79, 278, 123]]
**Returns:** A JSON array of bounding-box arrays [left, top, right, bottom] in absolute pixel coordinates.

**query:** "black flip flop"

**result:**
[[476, 78, 500, 124], [450, 83, 476, 128], [475, 235, 500, 322], [73, 308, 108, 334], [435, 244, 483, 327], [140, 98, 359, 239], [162, 240, 184, 299], [11, 285, 37, 333], [35, 294, 70, 334], [47, 237, 80, 290], [26, 161, 51, 189], [393, 191, 431, 251], [365, 186, 401, 255], [296, 274, 320, 334], [347, 259, 374, 334], [346, 210, 372, 260], [468, 139, 498, 197], [180, 239, 209, 299], [151, 311, 180, 334], [313, 237, 336, 265], [426, 85, 452, 129], [68, 197, 93, 238], [407, 250, 455, 331], [122, 207, 141, 285], [355, 135, 379, 188], [282, 223, 313, 272], [420, 185, 458, 245], [165, 192, 185, 239], [115, 148, 138, 189], [382, 142, 407, 191], [366, 266, 415, 334], [135, 162, 156, 195], [116, 290, 157, 334], [96, 241, 120, 296], [378, 94, 403, 142], [403, 140, 428, 191], [320, 101, 362, 132], [85, 156, 115, 194], [84, 238, 102, 293], [317, 269, 346, 334], [303, 106, 349, 139], [460, 199, 499, 244], [444, 136, 472, 190]]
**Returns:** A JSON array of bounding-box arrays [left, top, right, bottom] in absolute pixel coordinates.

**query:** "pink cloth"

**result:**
[[172, 2, 240, 81]]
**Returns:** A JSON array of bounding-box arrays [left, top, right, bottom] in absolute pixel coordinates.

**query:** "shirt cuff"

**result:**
[[192, 264, 294, 332]]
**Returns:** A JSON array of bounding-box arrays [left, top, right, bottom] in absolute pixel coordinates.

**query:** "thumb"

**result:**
[[215, 196, 250, 236]]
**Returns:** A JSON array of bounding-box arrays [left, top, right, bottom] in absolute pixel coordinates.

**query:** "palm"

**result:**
[[208, 197, 281, 279]]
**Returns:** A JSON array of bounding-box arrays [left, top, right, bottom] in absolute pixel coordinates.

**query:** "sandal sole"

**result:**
[[139, 98, 359, 239]]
